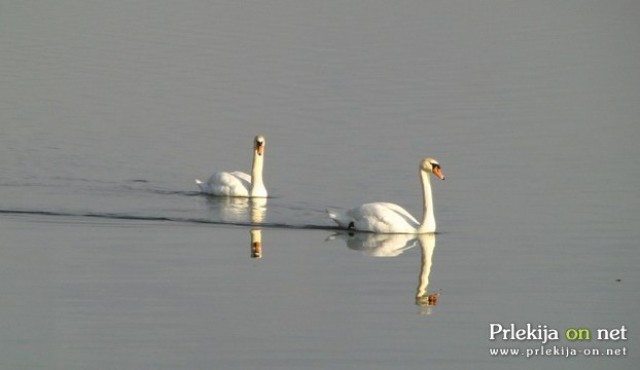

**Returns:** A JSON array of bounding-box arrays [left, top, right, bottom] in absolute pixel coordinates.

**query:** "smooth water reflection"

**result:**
[[328, 232, 419, 257], [250, 228, 263, 259], [202, 196, 267, 224], [414, 234, 440, 315], [328, 232, 441, 315]]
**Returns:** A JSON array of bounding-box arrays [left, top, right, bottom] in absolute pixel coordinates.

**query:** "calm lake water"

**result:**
[[1, 1, 639, 369]]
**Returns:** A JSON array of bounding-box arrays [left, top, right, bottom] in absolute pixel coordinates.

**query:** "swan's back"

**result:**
[[199, 171, 252, 196], [329, 202, 419, 233]]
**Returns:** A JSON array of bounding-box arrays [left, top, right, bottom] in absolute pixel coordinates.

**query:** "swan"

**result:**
[[327, 157, 445, 234], [196, 135, 267, 197]]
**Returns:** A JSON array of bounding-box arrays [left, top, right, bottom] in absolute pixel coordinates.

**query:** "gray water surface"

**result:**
[[1, 1, 639, 369]]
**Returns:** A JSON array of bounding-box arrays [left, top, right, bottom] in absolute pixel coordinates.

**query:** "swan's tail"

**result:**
[[195, 179, 211, 193], [326, 208, 352, 228]]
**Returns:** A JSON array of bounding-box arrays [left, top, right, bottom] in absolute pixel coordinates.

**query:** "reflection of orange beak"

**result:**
[[433, 167, 445, 180], [256, 144, 264, 156], [251, 241, 262, 258]]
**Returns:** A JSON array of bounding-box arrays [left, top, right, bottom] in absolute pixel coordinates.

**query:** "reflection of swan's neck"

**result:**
[[416, 234, 436, 303], [250, 150, 266, 197], [250, 229, 262, 258], [250, 198, 267, 223], [418, 169, 436, 233]]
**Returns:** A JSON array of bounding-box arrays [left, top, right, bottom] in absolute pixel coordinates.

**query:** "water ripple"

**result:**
[[0, 208, 336, 231]]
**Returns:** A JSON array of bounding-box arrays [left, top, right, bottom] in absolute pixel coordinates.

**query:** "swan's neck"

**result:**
[[250, 150, 267, 197], [417, 170, 436, 233]]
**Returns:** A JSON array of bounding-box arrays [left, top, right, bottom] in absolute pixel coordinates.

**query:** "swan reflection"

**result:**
[[250, 228, 263, 259], [329, 232, 440, 314], [414, 234, 440, 315], [204, 196, 267, 224], [330, 232, 419, 257]]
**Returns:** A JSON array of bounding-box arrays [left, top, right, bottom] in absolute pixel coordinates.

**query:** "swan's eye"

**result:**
[[431, 163, 440, 170]]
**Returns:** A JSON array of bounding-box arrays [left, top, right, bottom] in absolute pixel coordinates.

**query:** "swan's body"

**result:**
[[196, 135, 267, 197], [328, 202, 422, 234], [328, 157, 445, 234]]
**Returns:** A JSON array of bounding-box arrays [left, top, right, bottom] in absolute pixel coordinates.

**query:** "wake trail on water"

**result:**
[[0, 208, 337, 231]]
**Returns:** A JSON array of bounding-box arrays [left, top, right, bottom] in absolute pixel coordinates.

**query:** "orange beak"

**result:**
[[256, 143, 264, 156], [433, 166, 445, 180]]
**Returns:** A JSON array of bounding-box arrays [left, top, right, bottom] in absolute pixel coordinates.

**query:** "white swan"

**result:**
[[196, 135, 267, 197], [327, 157, 445, 234]]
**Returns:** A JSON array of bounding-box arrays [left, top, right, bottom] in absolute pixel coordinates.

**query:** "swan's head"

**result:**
[[421, 157, 445, 180], [254, 135, 266, 156]]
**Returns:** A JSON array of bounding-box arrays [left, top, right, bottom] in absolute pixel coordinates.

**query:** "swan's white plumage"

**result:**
[[196, 135, 267, 198], [328, 157, 444, 234], [329, 202, 420, 234], [197, 171, 252, 197]]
